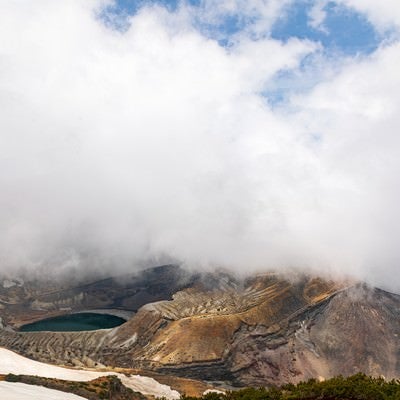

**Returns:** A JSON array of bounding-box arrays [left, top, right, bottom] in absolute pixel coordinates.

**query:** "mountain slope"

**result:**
[[1, 269, 400, 387]]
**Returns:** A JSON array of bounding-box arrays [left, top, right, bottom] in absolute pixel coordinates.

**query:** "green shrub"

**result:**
[[182, 374, 400, 400], [5, 373, 21, 383]]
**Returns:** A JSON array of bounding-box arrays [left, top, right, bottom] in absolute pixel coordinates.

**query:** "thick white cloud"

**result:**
[[0, 0, 314, 277], [0, 1, 399, 289], [289, 42, 400, 289]]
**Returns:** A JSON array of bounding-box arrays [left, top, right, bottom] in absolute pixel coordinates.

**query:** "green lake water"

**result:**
[[19, 313, 126, 332]]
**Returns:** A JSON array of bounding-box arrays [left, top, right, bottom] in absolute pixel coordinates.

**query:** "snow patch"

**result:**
[[0, 381, 86, 399], [0, 348, 179, 399]]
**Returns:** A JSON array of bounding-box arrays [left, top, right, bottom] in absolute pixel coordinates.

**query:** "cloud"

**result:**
[[0, 1, 399, 290], [188, 0, 293, 38], [335, 0, 400, 32], [308, 0, 329, 33], [0, 0, 313, 277], [289, 41, 400, 290]]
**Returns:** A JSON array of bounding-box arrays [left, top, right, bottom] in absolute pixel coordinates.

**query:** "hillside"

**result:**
[[1, 267, 400, 389]]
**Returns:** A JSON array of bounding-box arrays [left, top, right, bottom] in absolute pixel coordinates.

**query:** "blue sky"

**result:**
[[271, 1, 382, 55], [106, 0, 385, 55]]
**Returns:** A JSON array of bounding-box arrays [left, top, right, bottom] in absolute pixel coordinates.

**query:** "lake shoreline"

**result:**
[[75, 308, 134, 320]]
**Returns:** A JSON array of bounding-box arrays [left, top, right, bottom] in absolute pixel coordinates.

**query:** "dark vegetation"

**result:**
[[4, 373, 146, 400], [4, 372, 400, 399], [183, 374, 400, 400]]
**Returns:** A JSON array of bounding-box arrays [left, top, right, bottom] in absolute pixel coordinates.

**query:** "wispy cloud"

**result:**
[[308, 0, 329, 32]]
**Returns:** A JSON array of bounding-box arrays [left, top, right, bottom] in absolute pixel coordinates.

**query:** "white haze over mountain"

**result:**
[[0, 1, 400, 290]]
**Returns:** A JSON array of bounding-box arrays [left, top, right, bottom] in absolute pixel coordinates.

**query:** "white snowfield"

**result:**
[[0, 348, 180, 399], [0, 381, 86, 400]]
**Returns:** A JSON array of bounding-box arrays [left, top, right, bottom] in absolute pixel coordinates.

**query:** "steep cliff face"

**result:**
[[1, 268, 400, 387]]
